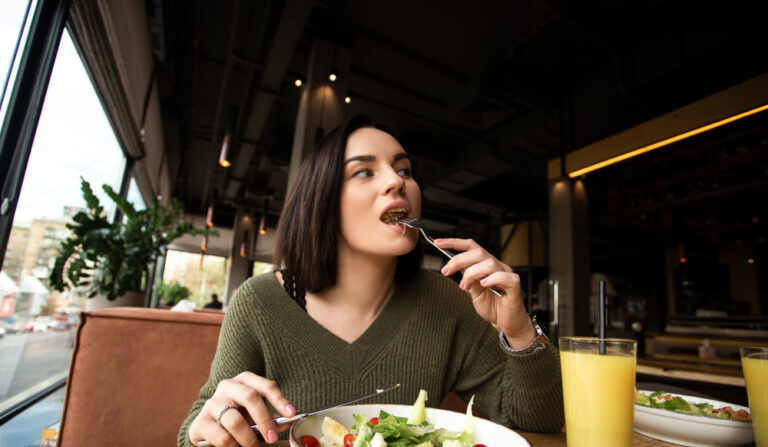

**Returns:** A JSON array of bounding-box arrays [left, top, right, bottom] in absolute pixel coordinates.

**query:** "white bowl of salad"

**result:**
[[289, 390, 530, 447], [634, 390, 753, 447]]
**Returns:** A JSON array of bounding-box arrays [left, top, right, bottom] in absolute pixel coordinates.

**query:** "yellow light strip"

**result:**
[[568, 103, 768, 178]]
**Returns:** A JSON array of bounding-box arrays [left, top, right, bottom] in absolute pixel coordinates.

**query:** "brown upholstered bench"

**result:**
[[57, 307, 224, 447]]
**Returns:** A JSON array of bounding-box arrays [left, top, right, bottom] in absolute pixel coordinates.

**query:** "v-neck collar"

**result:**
[[261, 272, 416, 377]]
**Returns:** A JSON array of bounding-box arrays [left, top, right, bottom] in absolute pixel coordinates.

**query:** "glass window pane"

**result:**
[[126, 175, 145, 211], [159, 250, 227, 308], [0, 385, 65, 445], [0, 0, 38, 123], [0, 25, 125, 433]]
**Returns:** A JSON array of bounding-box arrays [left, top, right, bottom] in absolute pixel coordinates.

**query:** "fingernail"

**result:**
[[434, 238, 443, 243], [441, 266, 448, 275], [285, 403, 296, 415], [459, 281, 465, 289], [268, 429, 278, 443], [480, 278, 487, 285]]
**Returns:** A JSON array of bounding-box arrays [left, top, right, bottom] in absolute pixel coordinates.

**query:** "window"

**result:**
[[0, 0, 37, 123], [0, 22, 126, 443], [253, 261, 274, 277], [159, 250, 227, 308], [126, 175, 145, 211]]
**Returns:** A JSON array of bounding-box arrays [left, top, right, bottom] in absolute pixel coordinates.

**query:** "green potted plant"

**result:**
[[49, 177, 216, 305], [156, 281, 191, 307]]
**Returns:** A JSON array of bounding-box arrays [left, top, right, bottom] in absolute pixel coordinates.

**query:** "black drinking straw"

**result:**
[[599, 280, 607, 355]]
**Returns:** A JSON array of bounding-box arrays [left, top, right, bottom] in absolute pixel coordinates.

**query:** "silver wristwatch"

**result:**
[[499, 314, 550, 355]]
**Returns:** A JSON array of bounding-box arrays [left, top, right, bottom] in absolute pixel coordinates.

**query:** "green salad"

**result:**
[[635, 391, 751, 421], [309, 390, 482, 447]]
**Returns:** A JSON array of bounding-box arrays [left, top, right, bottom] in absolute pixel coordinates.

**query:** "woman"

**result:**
[[179, 116, 564, 447]]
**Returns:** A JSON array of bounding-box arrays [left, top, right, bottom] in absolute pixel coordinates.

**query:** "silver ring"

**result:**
[[216, 404, 238, 427]]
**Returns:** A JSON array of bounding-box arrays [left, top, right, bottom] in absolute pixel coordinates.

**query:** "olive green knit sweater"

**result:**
[[178, 270, 564, 446]]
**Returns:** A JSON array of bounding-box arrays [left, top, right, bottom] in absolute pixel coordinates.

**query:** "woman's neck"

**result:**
[[305, 250, 398, 343], [319, 250, 397, 312]]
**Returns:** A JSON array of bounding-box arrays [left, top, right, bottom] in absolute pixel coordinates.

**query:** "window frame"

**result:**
[[0, 0, 70, 270], [0, 0, 160, 427], [0, 0, 142, 427]]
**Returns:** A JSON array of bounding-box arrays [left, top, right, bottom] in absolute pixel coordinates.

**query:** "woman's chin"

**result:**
[[390, 238, 419, 256]]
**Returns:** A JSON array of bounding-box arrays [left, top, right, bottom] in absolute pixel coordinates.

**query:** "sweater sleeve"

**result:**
[[177, 281, 266, 446], [447, 296, 564, 433]]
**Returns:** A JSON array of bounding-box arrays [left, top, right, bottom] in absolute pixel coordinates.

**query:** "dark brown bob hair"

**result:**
[[273, 115, 422, 292]]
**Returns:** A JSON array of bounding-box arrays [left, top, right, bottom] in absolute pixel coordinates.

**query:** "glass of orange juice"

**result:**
[[741, 346, 768, 447], [560, 337, 637, 447]]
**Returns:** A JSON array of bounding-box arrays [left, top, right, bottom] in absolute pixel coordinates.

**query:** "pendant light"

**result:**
[[259, 199, 268, 235], [240, 230, 249, 258], [218, 106, 238, 168], [258, 215, 266, 235], [218, 135, 231, 167], [206, 204, 214, 227]]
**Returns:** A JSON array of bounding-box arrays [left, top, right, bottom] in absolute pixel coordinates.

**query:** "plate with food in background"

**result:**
[[634, 390, 753, 447]]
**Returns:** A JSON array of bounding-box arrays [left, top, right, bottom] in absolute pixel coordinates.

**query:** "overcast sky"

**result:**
[[2, 0, 128, 223]]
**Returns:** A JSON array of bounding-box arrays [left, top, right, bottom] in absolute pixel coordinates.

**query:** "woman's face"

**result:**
[[338, 127, 421, 258]]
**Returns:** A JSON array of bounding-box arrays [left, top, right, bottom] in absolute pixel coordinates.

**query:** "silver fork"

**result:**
[[396, 217, 504, 297]]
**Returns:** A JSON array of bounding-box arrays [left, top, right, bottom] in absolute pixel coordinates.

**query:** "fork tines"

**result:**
[[395, 217, 423, 227]]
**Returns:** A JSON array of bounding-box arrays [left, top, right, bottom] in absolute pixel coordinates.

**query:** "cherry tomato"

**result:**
[[300, 435, 320, 447], [473, 444, 488, 447], [368, 417, 379, 425], [343, 433, 356, 447]]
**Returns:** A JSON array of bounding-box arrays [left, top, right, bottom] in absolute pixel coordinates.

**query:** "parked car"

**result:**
[[21, 321, 47, 332], [2, 322, 21, 334], [52, 321, 70, 331], [0, 327, 5, 338]]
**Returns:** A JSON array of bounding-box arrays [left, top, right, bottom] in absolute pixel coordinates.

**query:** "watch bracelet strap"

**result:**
[[498, 314, 550, 355]]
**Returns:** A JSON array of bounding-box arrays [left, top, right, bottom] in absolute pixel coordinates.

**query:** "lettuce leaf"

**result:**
[[408, 390, 428, 425]]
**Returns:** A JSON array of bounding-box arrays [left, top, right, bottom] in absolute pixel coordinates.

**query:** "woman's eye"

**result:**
[[397, 167, 412, 177], [352, 168, 373, 178]]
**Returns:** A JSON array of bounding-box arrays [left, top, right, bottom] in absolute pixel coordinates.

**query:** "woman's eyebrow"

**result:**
[[344, 155, 375, 165], [344, 152, 410, 165]]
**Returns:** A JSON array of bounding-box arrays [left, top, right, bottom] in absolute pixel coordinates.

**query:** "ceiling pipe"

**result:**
[[216, 0, 274, 191], [201, 0, 242, 209], [222, 0, 314, 207]]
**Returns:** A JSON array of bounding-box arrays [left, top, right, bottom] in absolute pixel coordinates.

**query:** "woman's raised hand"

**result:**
[[435, 237, 536, 349], [188, 372, 296, 447]]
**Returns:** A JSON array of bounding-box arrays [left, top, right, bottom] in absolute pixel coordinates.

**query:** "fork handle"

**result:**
[[421, 231, 456, 259], [422, 231, 504, 297]]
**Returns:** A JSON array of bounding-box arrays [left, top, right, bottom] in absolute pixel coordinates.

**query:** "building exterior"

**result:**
[[3, 223, 30, 281], [2, 215, 73, 316], [14, 275, 50, 316], [20, 217, 71, 287]]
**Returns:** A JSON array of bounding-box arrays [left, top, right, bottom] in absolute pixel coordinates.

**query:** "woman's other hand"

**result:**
[[187, 373, 296, 447], [436, 237, 536, 349]]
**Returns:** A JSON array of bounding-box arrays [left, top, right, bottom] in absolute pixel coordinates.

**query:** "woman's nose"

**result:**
[[383, 168, 406, 194]]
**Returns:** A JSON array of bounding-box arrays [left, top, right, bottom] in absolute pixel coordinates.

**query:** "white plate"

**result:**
[[289, 404, 530, 447], [634, 390, 754, 447]]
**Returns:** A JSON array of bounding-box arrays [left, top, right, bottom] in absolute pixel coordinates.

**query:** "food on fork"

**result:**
[[380, 208, 408, 224]]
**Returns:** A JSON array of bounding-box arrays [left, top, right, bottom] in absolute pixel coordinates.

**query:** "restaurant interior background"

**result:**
[[124, 0, 767, 349], [0, 0, 767, 441]]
